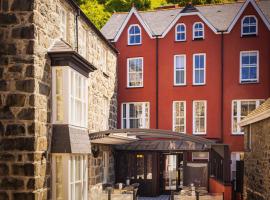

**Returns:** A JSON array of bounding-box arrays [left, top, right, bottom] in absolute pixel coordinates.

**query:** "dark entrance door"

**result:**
[[159, 153, 183, 194]]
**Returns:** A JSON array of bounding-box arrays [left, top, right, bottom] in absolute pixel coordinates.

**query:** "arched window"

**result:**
[[128, 24, 141, 45], [193, 22, 204, 40], [242, 16, 257, 36], [175, 23, 186, 41]]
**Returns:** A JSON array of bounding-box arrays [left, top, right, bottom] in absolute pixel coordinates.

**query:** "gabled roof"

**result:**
[[101, 0, 270, 41], [240, 98, 270, 126]]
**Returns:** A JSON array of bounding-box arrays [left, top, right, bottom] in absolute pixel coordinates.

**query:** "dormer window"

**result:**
[[175, 23, 186, 41], [242, 16, 257, 36], [193, 22, 204, 40], [128, 24, 141, 45]]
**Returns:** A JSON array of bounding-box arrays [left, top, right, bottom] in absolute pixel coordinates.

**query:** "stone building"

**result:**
[[240, 98, 270, 200], [0, 0, 118, 199]]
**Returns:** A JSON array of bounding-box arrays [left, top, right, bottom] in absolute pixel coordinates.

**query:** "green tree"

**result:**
[[80, 0, 111, 29], [105, 0, 151, 12]]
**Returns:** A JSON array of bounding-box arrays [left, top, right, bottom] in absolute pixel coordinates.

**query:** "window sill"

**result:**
[[127, 43, 142, 46], [241, 34, 257, 38], [193, 133, 207, 135], [239, 81, 259, 85], [175, 40, 187, 43], [174, 84, 187, 87], [193, 38, 204, 41], [103, 72, 109, 78], [192, 83, 206, 86], [126, 86, 144, 89]]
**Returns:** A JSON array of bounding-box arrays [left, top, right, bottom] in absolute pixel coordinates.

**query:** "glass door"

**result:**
[[164, 155, 178, 190]]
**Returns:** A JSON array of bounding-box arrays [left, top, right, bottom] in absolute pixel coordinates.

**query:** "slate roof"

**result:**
[[101, 0, 270, 40], [48, 39, 74, 52], [240, 98, 270, 126]]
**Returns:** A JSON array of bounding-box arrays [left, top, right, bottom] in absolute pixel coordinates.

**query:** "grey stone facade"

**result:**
[[0, 0, 117, 199], [243, 118, 270, 200]]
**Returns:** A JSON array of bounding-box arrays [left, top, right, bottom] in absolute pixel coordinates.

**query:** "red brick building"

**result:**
[[102, 0, 270, 196]]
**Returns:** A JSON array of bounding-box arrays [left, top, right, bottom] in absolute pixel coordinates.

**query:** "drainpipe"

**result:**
[[220, 31, 225, 143], [75, 9, 81, 52], [155, 36, 160, 129]]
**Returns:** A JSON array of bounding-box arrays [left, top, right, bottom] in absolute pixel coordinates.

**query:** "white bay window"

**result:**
[[232, 100, 263, 134], [122, 102, 149, 128], [52, 154, 88, 200], [52, 67, 88, 128]]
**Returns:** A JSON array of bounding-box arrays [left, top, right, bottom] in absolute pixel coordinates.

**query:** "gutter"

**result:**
[[218, 30, 225, 143], [155, 36, 161, 129]]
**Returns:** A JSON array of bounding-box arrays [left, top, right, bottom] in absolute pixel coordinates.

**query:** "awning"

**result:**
[[89, 129, 215, 151]]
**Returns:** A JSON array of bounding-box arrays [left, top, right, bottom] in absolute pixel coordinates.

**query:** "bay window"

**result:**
[[173, 101, 186, 133], [174, 55, 186, 86], [193, 101, 207, 135], [122, 102, 149, 128], [52, 67, 88, 128], [232, 100, 263, 134], [52, 154, 88, 200]]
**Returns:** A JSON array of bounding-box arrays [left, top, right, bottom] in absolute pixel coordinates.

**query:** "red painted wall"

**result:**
[[209, 177, 232, 200], [223, 4, 270, 152], [115, 3, 270, 152]]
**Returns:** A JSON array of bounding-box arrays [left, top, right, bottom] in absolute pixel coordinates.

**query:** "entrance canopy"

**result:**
[[89, 129, 215, 151]]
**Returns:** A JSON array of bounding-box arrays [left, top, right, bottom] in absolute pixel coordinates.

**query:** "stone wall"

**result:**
[[0, 0, 117, 199], [243, 118, 270, 200]]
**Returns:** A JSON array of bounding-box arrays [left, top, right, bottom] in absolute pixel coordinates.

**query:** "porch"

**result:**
[[89, 129, 231, 200]]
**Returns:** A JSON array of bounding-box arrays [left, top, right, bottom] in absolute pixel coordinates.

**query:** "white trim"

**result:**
[[127, 24, 142, 45], [174, 54, 186, 86], [193, 100, 207, 135], [175, 23, 186, 41], [161, 12, 218, 38], [231, 99, 264, 135], [239, 50, 259, 83], [241, 15, 258, 36], [226, 0, 270, 33], [113, 7, 154, 42], [127, 57, 144, 88], [193, 22, 204, 40], [172, 101, 186, 134], [193, 53, 206, 85]]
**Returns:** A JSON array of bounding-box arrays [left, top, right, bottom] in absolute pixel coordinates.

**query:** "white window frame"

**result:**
[[193, 22, 204, 40], [60, 8, 67, 41], [121, 102, 150, 129], [175, 23, 186, 41], [127, 57, 144, 88], [193, 53, 206, 85], [240, 51, 259, 83], [193, 100, 207, 135], [172, 101, 186, 133], [174, 55, 186, 86], [241, 15, 258, 36], [128, 24, 142, 45], [231, 99, 263, 135]]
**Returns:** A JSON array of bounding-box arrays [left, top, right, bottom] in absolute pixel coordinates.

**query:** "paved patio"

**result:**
[[138, 196, 170, 200]]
